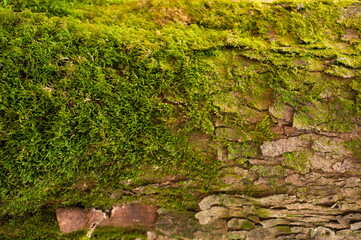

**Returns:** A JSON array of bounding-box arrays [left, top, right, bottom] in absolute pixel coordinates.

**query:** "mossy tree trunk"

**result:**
[[1, 1, 361, 239]]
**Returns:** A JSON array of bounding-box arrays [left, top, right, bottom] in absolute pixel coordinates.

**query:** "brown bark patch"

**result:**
[[56, 207, 105, 234], [98, 203, 158, 230]]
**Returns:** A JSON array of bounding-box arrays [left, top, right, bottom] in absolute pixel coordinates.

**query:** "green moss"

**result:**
[[276, 226, 292, 234], [241, 220, 255, 230], [292, 96, 358, 132], [0, 208, 88, 240], [344, 139, 361, 159], [92, 227, 146, 240], [282, 151, 310, 173], [142, 182, 205, 211], [1, 0, 361, 237], [256, 208, 270, 218], [252, 164, 285, 179], [253, 116, 276, 142], [325, 65, 361, 78], [337, 56, 361, 68], [212, 92, 244, 114], [216, 127, 244, 142], [350, 79, 361, 92], [228, 143, 258, 160]]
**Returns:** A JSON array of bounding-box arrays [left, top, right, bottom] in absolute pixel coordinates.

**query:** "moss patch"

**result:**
[[282, 151, 310, 173]]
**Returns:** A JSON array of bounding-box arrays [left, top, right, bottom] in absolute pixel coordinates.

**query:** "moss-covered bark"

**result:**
[[0, 0, 361, 239]]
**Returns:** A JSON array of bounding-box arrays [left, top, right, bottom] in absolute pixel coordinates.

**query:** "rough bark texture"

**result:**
[[98, 203, 158, 229], [56, 204, 158, 234], [146, 129, 361, 239], [56, 207, 105, 234]]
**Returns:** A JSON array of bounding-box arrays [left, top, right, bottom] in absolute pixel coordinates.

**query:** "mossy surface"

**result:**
[[1, 0, 361, 238], [282, 151, 310, 173], [241, 220, 255, 230], [256, 208, 271, 218], [276, 225, 292, 234], [92, 227, 146, 240], [344, 139, 361, 159]]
